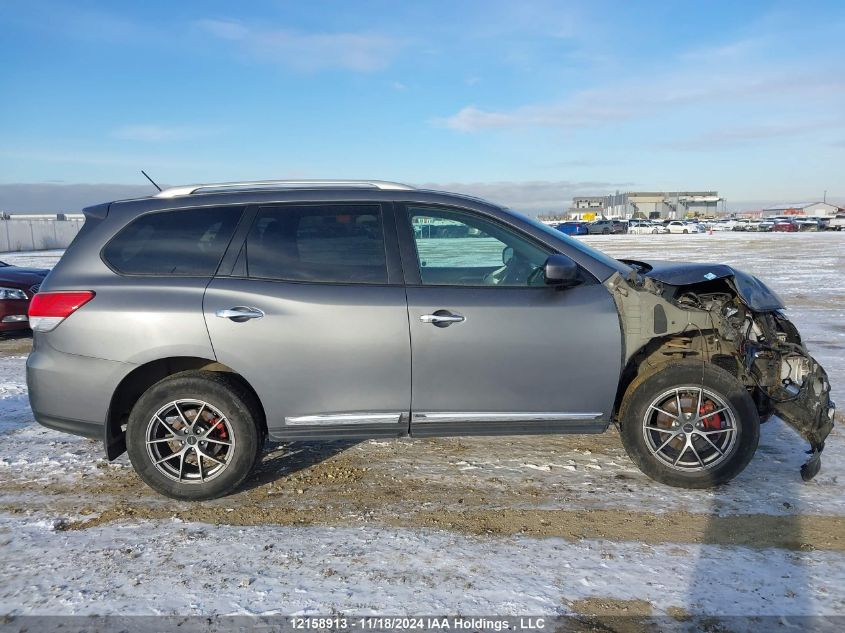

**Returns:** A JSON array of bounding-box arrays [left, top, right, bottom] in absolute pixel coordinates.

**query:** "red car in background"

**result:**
[[0, 260, 49, 333], [772, 219, 799, 232]]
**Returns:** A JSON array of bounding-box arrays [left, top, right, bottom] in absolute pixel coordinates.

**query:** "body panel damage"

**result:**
[[605, 266, 834, 481], [620, 259, 787, 312]]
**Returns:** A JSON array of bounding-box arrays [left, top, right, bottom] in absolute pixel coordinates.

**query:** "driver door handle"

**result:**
[[215, 306, 265, 321], [419, 311, 466, 326]]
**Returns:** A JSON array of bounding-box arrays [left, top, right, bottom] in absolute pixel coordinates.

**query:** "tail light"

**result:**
[[28, 291, 95, 332]]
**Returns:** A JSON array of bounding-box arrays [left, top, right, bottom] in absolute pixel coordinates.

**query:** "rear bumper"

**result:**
[[26, 336, 131, 443], [34, 413, 104, 439]]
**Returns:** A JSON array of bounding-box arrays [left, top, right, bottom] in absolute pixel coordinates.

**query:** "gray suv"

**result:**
[[26, 180, 835, 500]]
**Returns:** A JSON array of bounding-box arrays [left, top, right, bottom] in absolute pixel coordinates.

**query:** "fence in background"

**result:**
[[0, 216, 85, 253]]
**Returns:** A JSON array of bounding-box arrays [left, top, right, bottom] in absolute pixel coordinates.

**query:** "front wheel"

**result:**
[[126, 371, 263, 500], [619, 362, 759, 488]]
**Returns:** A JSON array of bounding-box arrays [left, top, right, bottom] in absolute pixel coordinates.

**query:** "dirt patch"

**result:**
[[6, 501, 839, 552], [568, 597, 653, 616], [0, 333, 32, 357], [398, 508, 845, 551], [566, 598, 654, 633]]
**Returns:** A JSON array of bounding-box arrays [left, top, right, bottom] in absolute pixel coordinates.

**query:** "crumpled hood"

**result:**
[[0, 266, 50, 288], [622, 259, 786, 312]]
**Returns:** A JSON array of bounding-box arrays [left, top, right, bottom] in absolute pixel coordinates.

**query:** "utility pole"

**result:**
[[823, 190, 827, 203]]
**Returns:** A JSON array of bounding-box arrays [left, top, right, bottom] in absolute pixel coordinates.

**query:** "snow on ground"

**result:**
[[3, 518, 845, 616], [1, 234, 844, 617], [0, 249, 64, 269]]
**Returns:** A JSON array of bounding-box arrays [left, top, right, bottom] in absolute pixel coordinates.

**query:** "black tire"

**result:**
[[126, 371, 263, 500], [682, 229, 688, 234], [602, 228, 610, 234], [619, 361, 759, 488], [652, 228, 658, 234]]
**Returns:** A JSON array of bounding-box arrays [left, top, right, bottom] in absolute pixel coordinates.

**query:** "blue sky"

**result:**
[[1, 0, 843, 211]]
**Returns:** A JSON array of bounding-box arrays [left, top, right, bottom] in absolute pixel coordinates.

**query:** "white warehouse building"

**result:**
[[762, 202, 842, 217]]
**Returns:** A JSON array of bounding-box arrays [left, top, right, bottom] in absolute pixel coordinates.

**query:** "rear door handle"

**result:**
[[215, 306, 265, 321], [419, 310, 466, 327]]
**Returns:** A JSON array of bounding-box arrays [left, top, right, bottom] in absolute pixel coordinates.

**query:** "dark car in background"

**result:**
[[0, 260, 49, 333], [555, 221, 590, 236], [587, 219, 626, 235]]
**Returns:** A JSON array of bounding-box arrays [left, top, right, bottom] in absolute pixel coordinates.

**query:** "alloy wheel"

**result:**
[[144, 399, 235, 483], [641, 386, 738, 472]]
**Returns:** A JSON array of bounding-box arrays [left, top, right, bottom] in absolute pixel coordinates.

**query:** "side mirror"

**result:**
[[544, 254, 581, 287]]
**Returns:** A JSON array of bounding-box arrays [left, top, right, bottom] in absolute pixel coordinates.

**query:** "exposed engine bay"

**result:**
[[606, 260, 835, 481]]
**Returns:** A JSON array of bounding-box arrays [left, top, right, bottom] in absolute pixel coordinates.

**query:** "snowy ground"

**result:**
[[1, 234, 844, 619]]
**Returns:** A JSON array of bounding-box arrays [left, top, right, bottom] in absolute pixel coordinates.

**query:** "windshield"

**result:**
[[509, 210, 632, 274]]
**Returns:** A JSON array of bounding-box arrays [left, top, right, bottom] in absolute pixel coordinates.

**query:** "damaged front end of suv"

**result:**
[[608, 260, 835, 481]]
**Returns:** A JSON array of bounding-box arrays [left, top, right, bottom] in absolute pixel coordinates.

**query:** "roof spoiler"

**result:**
[[81, 202, 110, 221]]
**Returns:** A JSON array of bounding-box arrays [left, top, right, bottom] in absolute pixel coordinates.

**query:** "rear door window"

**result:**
[[245, 204, 388, 284], [102, 206, 242, 275]]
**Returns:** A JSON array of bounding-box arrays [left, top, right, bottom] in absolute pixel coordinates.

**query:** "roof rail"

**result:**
[[154, 179, 415, 198]]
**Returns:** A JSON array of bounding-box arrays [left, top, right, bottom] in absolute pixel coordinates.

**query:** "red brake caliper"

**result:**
[[208, 417, 227, 440], [699, 400, 722, 431]]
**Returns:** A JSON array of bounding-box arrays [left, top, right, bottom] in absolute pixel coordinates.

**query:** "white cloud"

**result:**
[[436, 25, 845, 134], [198, 18, 248, 41], [665, 120, 843, 150], [196, 19, 401, 72]]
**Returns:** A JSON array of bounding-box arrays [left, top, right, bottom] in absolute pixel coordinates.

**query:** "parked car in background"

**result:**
[[829, 213, 845, 231], [772, 219, 798, 232], [711, 219, 738, 231], [555, 221, 590, 236], [587, 219, 616, 234], [666, 221, 704, 234], [0, 261, 48, 333], [732, 219, 751, 231], [628, 220, 666, 235], [27, 179, 834, 500], [796, 217, 830, 231], [758, 219, 775, 232], [611, 220, 628, 234]]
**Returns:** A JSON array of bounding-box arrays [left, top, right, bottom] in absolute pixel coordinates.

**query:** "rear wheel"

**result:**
[[619, 362, 759, 488], [602, 228, 610, 234], [126, 371, 263, 500]]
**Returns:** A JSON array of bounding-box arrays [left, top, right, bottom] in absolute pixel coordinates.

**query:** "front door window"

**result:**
[[408, 206, 550, 287]]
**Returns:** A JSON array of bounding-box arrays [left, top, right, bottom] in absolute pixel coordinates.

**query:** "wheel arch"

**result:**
[[611, 332, 738, 424], [105, 356, 267, 460]]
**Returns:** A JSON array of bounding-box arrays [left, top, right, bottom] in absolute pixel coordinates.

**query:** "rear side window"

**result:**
[[246, 204, 387, 284], [103, 207, 242, 275]]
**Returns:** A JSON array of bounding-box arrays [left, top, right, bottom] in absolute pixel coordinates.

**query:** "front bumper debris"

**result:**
[[772, 353, 835, 481]]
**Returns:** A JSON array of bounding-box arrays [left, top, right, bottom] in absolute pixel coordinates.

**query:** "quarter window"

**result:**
[[407, 206, 551, 286], [102, 206, 242, 275], [246, 204, 388, 284]]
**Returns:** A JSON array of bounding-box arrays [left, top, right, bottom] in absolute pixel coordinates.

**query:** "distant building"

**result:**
[[568, 191, 722, 219], [762, 202, 842, 217], [571, 196, 606, 211]]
